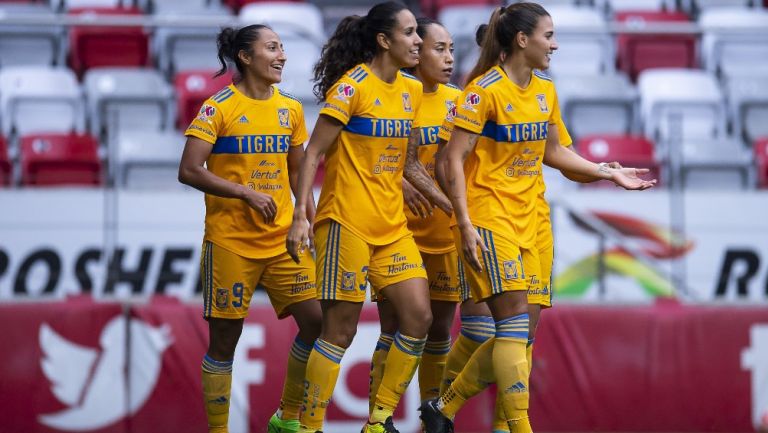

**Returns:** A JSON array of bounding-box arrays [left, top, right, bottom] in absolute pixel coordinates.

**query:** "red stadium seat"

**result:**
[[0, 136, 11, 187], [755, 137, 768, 189], [68, 7, 149, 76], [616, 11, 697, 81], [20, 133, 101, 186], [174, 70, 234, 130], [577, 134, 662, 187], [421, 0, 496, 19]]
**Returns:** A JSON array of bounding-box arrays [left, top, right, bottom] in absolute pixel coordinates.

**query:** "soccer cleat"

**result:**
[[362, 416, 400, 433], [419, 399, 454, 433], [267, 413, 300, 433]]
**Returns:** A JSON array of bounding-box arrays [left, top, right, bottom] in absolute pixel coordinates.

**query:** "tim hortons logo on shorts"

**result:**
[[38, 316, 172, 431]]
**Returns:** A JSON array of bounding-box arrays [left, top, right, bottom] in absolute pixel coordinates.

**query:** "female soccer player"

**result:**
[[420, 4, 655, 433], [178, 25, 321, 433], [367, 17, 463, 409], [285, 3, 452, 433]]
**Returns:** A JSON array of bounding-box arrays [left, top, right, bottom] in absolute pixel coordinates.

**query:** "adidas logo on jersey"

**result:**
[[505, 381, 528, 394], [238, 115, 249, 124], [374, 98, 382, 106], [506, 103, 514, 112]]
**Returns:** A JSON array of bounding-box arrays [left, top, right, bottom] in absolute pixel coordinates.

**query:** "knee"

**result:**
[[403, 306, 432, 337], [321, 322, 357, 349], [428, 315, 453, 341]]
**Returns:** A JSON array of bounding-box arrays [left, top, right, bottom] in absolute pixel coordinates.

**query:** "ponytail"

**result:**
[[215, 24, 270, 78], [466, 3, 550, 84], [313, 1, 409, 100]]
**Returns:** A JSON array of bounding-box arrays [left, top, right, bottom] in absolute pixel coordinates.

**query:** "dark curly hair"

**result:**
[[215, 24, 271, 78], [312, 1, 409, 100]]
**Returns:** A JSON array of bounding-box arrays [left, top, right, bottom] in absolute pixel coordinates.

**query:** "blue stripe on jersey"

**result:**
[[349, 66, 364, 79], [533, 69, 552, 81], [213, 88, 234, 103], [478, 74, 502, 88], [344, 116, 413, 138], [212, 135, 291, 154], [446, 82, 460, 90], [477, 70, 501, 88], [480, 121, 549, 143], [420, 126, 441, 145], [349, 67, 368, 82], [278, 89, 301, 103]]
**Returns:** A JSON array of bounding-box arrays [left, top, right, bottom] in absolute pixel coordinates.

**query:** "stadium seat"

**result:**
[[615, 11, 697, 81], [83, 67, 173, 139], [239, 2, 325, 41], [637, 68, 725, 142], [174, 70, 234, 130], [225, 0, 302, 13], [19, 132, 101, 186], [699, 7, 768, 79], [755, 137, 768, 188], [595, 0, 674, 12], [577, 134, 661, 186], [0, 135, 11, 186], [0, 3, 64, 67], [545, 6, 613, 76], [676, 137, 753, 189], [683, 0, 754, 14], [0, 66, 84, 137], [115, 130, 184, 189], [67, 7, 150, 76], [437, 5, 495, 80], [276, 34, 322, 101], [52, 0, 121, 10], [726, 76, 768, 145], [147, 0, 227, 13], [555, 73, 637, 140], [153, 7, 232, 77]]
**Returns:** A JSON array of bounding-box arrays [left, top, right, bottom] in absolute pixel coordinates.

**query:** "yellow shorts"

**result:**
[[529, 210, 554, 308], [200, 241, 316, 320], [423, 250, 462, 302], [315, 220, 427, 302], [453, 226, 541, 303]]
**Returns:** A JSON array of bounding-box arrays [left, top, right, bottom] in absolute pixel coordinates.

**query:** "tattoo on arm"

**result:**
[[404, 128, 450, 207]]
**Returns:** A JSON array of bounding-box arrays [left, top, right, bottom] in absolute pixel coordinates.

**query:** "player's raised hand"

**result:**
[[244, 190, 278, 223], [286, 218, 310, 264], [459, 223, 487, 272], [611, 167, 657, 190]]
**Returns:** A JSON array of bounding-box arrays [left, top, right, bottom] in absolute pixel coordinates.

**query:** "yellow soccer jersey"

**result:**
[[406, 81, 461, 254], [315, 63, 423, 245], [450, 66, 571, 248], [185, 84, 308, 259]]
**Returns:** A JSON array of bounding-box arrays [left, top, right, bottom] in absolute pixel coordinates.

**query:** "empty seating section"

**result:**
[[615, 11, 696, 81], [0, 0, 766, 189], [20, 133, 101, 186], [67, 7, 149, 76]]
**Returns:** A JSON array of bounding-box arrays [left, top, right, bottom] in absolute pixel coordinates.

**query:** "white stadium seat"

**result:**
[[726, 76, 768, 145], [83, 67, 173, 139], [699, 7, 768, 79], [115, 130, 185, 189], [595, 0, 674, 12], [637, 68, 725, 142], [676, 137, 754, 190], [0, 66, 84, 137], [0, 4, 64, 67], [546, 6, 613, 76], [556, 73, 637, 140], [239, 2, 325, 42]]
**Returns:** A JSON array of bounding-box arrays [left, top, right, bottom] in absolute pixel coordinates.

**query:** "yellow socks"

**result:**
[[494, 314, 531, 433], [493, 337, 535, 433], [278, 337, 313, 420], [370, 332, 426, 423], [301, 339, 346, 431], [440, 315, 494, 394], [202, 354, 233, 433], [368, 333, 394, 413], [419, 339, 451, 402], [436, 337, 495, 418]]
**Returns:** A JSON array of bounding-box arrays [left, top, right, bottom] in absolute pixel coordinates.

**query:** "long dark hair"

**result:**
[[467, 3, 549, 84], [312, 1, 409, 100], [215, 24, 271, 78]]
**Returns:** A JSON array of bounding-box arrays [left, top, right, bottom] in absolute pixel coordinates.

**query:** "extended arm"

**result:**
[[404, 127, 453, 216], [287, 144, 317, 224]]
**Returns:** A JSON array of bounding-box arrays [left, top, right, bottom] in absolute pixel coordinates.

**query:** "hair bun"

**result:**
[[475, 23, 488, 47]]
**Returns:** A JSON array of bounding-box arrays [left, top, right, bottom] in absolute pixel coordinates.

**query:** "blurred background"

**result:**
[[0, 0, 767, 432]]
